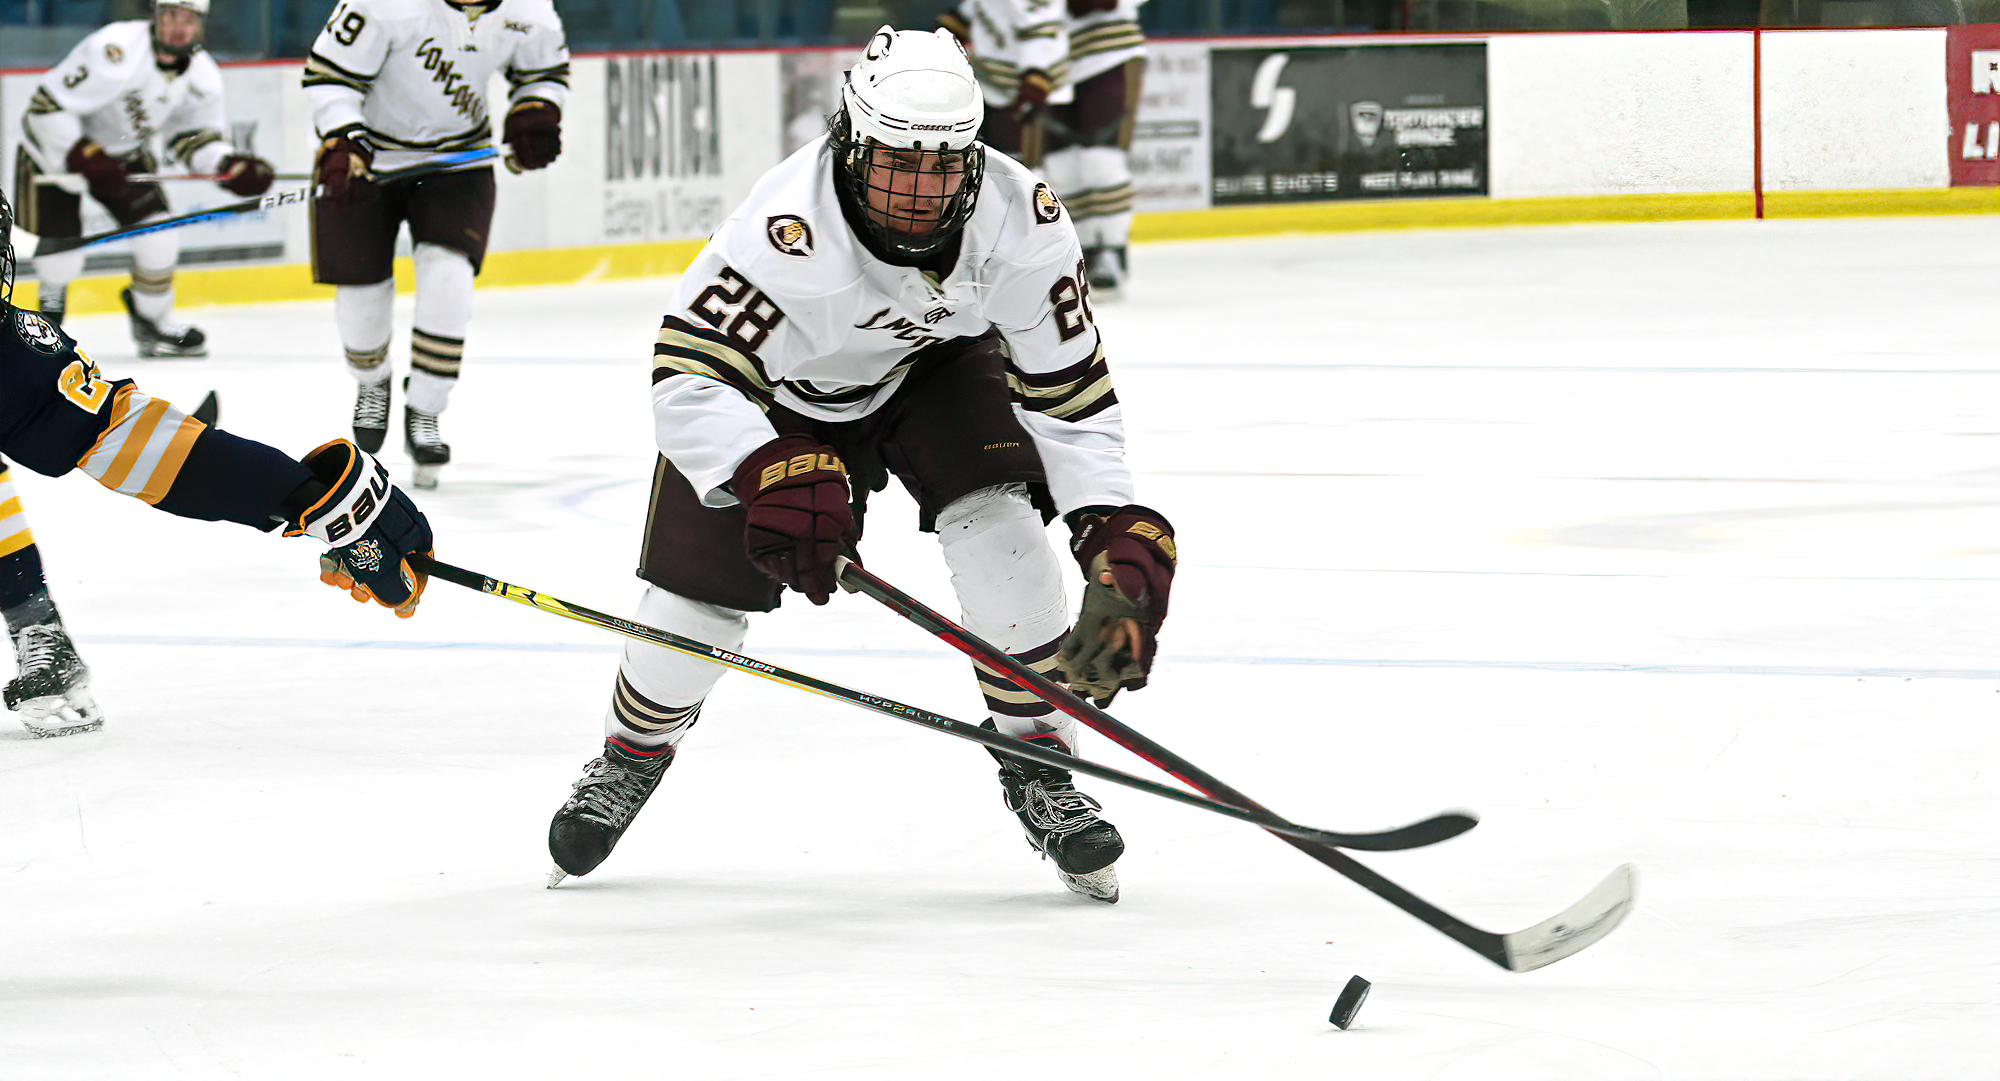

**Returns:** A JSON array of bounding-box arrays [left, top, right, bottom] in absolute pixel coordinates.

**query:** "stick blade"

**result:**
[[1324, 809, 1478, 851], [191, 391, 219, 427], [1500, 863, 1638, 972]]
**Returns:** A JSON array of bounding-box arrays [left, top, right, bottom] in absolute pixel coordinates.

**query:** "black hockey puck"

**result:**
[[1329, 975, 1370, 1029]]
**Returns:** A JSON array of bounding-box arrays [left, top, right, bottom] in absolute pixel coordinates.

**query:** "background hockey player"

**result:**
[[10, 0, 276, 356], [1043, 0, 1146, 292], [0, 187, 434, 736], [939, 0, 1071, 168], [545, 28, 1177, 904], [303, 0, 570, 489]]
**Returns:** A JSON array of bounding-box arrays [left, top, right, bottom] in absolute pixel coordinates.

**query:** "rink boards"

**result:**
[[0, 26, 1993, 313]]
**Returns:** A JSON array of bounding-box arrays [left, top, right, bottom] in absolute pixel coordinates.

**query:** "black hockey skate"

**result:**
[[352, 378, 391, 454], [547, 739, 675, 886], [5, 619, 103, 737], [403, 394, 450, 489], [989, 729, 1124, 903], [1083, 246, 1126, 295], [121, 287, 207, 358]]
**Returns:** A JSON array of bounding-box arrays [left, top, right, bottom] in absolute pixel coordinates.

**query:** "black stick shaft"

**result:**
[[409, 556, 1376, 847], [39, 150, 497, 253], [839, 564, 1512, 967]]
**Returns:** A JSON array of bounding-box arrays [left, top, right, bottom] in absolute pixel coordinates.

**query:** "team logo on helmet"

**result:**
[[1031, 183, 1064, 225], [766, 215, 814, 258], [15, 311, 62, 354]]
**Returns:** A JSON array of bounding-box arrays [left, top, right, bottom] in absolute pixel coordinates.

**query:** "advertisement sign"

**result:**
[[1208, 43, 1487, 204], [601, 52, 731, 242], [1128, 42, 1211, 212], [1947, 24, 2000, 186]]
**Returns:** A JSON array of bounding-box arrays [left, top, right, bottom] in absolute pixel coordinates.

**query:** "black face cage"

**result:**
[[830, 111, 984, 259]]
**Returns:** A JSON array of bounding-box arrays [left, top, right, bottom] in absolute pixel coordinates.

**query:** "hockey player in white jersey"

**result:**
[[546, 28, 1178, 903], [11, 0, 276, 354], [940, 0, 1072, 166], [1044, 0, 1147, 292], [303, 0, 569, 488]]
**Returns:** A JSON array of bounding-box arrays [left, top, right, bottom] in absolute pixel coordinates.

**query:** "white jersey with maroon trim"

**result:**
[[19, 21, 239, 175], [651, 138, 1134, 516], [947, 0, 1075, 107], [1068, 0, 1147, 87], [303, 0, 569, 173]]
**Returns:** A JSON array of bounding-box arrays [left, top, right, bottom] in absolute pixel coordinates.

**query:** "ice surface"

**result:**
[[1, 217, 1994, 1079]]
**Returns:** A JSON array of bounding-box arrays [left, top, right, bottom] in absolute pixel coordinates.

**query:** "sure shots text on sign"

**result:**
[[1208, 43, 1488, 204]]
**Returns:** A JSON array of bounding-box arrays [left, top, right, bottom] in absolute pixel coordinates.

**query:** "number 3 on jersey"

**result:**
[[58, 354, 112, 413], [692, 267, 787, 352]]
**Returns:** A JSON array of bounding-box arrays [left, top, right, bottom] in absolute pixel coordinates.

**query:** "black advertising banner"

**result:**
[[1210, 44, 1487, 204]]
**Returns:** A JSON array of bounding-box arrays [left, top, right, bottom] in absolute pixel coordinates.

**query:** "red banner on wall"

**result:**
[[1948, 24, 2000, 186]]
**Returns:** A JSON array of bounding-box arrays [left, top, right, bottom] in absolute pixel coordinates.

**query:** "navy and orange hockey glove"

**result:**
[[288, 440, 433, 618], [1058, 505, 1177, 705], [731, 434, 858, 606]]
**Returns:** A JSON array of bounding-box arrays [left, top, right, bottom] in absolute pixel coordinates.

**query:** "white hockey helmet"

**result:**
[[152, 0, 208, 68], [830, 27, 986, 258]]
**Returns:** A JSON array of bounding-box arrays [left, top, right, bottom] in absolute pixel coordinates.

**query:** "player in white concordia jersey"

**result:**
[[12, 0, 277, 355], [1044, 0, 1147, 292], [303, 0, 569, 488], [940, 0, 1072, 166], [545, 28, 1178, 904]]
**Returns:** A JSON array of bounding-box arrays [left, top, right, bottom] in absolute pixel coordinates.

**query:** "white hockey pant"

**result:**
[[606, 484, 1078, 754]]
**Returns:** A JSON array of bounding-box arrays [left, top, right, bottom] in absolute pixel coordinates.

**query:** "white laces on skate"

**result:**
[[406, 409, 445, 449], [1017, 776, 1105, 837], [354, 383, 391, 427], [14, 624, 63, 674], [563, 757, 658, 825]]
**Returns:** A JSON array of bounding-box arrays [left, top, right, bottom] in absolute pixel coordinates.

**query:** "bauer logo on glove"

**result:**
[[290, 440, 435, 618]]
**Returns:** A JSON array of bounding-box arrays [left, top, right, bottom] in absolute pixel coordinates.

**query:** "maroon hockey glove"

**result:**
[[731, 435, 858, 606], [66, 140, 130, 206], [503, 101, 562, 171], [315, 129, 374, 206], [217, 154, 275, 196], [287, 440, 434, 618], [1016, 69, 1055, 113], [1057, 505, 1177, 705]]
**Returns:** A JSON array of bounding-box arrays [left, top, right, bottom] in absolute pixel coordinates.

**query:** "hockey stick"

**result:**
[[410, 556, 1450, 852], [35, 149, 498, 254], [36, 172, 314, 184], [838, 563, 1636, 972]]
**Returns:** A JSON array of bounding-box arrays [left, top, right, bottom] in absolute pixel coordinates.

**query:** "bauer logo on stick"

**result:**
[[1031, 183, 1063, 225], [766, 215, 814, 257]]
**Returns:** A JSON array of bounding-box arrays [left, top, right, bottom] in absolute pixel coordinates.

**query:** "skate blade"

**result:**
[[547, 866, 568, 889], [1059, 865, 1119, 904], [15, 695, 104, 737], [411, 463, 442, 489]]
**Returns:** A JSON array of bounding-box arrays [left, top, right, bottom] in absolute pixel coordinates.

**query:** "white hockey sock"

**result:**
[[128, 225, 180, 322], [1072, 147, 1136, 249], [334, 280, 395, 382], [604, 586, 749, 751], [936, 483, 1078, 750], [408, 243, 473, 412], [33, 248, 84, 305]]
